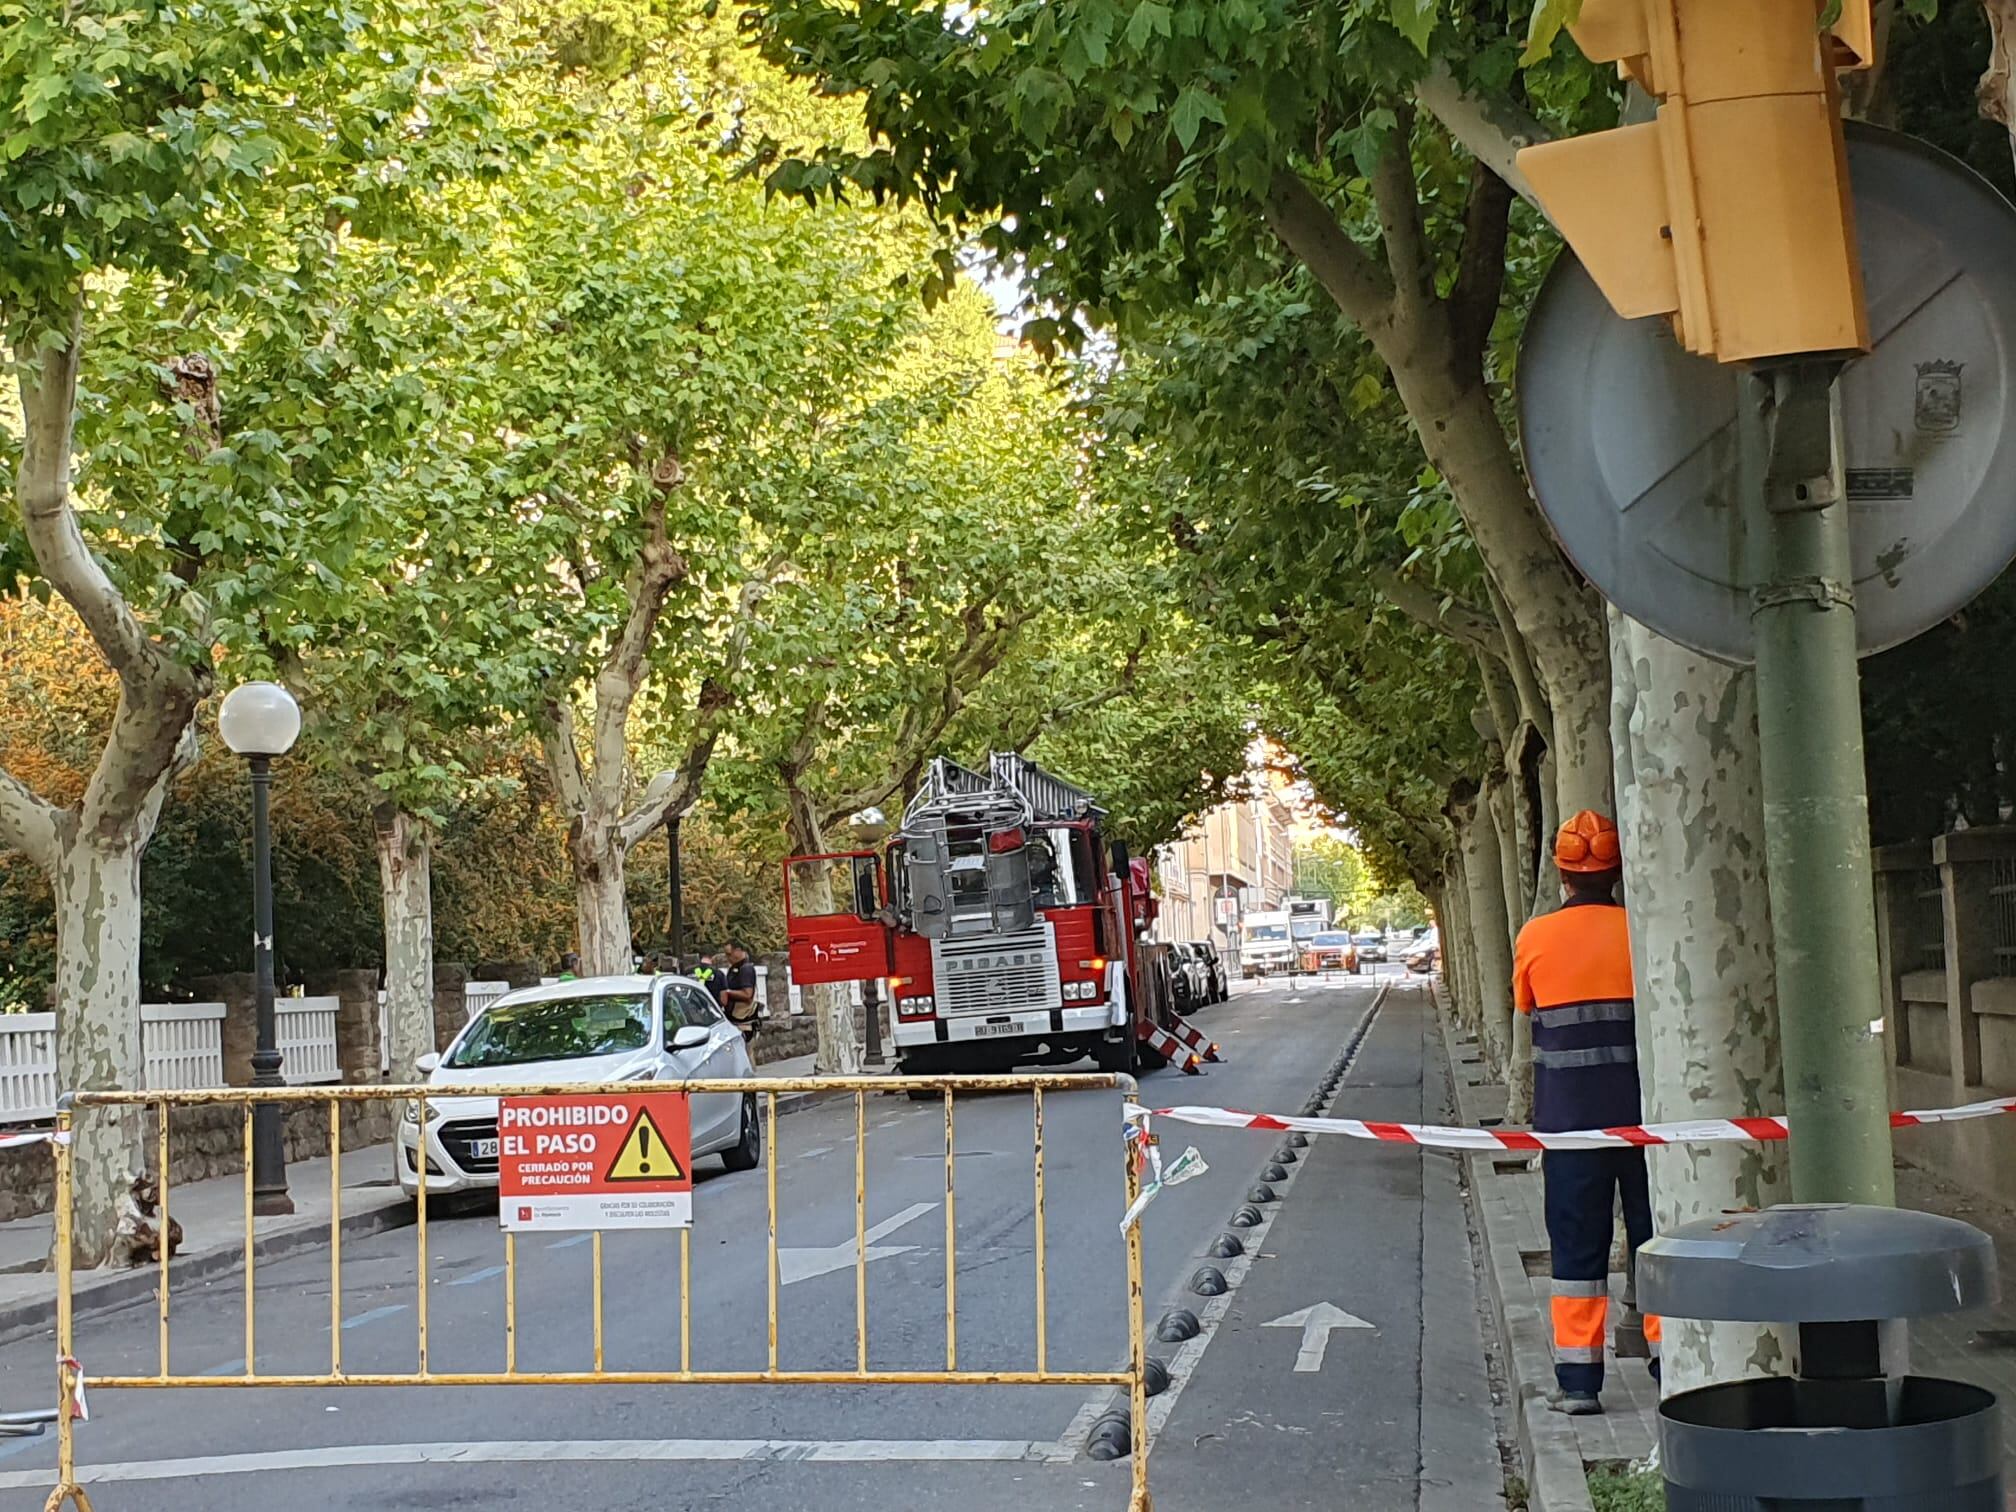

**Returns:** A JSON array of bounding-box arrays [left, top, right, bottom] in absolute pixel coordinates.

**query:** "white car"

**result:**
[[396, 975, 761, 1199]]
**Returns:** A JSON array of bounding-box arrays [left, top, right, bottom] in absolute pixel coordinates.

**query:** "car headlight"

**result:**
[[403, 1100, 441, 1126], [616, 1064, 658, 1082]]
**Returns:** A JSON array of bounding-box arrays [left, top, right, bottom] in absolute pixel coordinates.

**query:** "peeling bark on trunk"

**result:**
[[52, 827, 146, 1269], [1397, 375, 1614, 822], [1611, 611, 1792, 1394], [1444, 853, 1481, 1034], [375, 807, 436, 1078], [1487, 774, 1534, 1122], [541, 531, 766, 981], [1263, 172, 1615, 827], [10, 311, 207, 1267], [1982, 0, 2016, 172], [568, 825, 635, 978], [784, 790, 862, 1077], [1455, 801, 1516, 1075]]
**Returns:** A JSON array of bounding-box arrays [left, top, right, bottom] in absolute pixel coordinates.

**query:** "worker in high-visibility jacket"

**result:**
[[1512, 810, 1660, 1415]]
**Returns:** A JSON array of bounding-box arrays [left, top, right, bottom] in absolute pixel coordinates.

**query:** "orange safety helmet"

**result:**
[[1554, 810, 1622, 874]]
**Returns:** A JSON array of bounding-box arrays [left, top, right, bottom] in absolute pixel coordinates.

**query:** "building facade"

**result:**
[[1154, 780, 1302, 953]]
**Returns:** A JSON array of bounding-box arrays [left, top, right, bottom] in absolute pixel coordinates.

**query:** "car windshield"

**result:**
[[448, 993, 653, 1068], [1244, 922, 1287, 942], [1356, 933, 1382, 945], [1291, 919, 1323, 940], [1313, 933, 1352, 947]]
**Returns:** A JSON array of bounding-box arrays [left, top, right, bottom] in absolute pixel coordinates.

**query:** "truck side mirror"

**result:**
[[852, 856, 881, 920], [1109, 840, 1131, 876], [987, 842, 1036, 934], [906, 836, 950, 940]]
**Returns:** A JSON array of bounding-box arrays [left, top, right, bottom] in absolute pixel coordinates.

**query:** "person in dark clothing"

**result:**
[[719, 943, 760, 1042], [693, 953, 721, 1001]]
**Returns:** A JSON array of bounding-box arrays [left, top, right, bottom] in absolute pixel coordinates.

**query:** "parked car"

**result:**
[[1406, 928, 1442, 975], [1169, 942, 1212, 1014], [1299, 930, 1361, 974], [397, 975, 761, 1201], [1190, 941, 1230, 1003], [1353, 930, 1387, 964]]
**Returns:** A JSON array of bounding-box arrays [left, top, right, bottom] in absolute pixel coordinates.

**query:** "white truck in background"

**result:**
[[1286, 896, 1332, 956], [1239, 908, 1297, 978]]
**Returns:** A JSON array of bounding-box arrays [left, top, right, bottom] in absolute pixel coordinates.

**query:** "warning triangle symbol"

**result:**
[[604, 1108, 685, 1183]]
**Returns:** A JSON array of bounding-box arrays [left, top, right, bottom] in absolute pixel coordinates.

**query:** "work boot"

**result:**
[[1548, 1391, 1604, 1416]]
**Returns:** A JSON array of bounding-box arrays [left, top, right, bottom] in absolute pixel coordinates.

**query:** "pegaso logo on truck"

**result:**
[[943, 950, 1043, 976]]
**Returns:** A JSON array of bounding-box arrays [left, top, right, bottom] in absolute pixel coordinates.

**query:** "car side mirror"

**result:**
[[415, 1052, 441, 1076], [671, 1024, 710, 1051]]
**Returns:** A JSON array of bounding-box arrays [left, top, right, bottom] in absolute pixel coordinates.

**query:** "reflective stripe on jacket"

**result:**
[[1512, 899, 1640, 1133]]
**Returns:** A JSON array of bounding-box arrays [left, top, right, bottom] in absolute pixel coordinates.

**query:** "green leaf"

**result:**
[[1169, 85, 1225, 151], [1520, 0, 1583, 65], [1124, 0, 1173, 50], [1389, 0, 1440, 53]]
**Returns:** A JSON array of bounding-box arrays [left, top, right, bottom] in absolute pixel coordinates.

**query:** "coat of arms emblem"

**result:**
[[1915, 359, 1963, 434]]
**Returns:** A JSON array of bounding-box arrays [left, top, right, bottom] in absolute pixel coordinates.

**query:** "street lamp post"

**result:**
[[666, 815, 685, 968], [219, 681, 302, 1218]]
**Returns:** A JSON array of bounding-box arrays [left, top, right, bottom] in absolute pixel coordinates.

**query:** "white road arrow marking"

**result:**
[[778, 1201, 938, 1286], [1263, 1302, 1375, 1372]]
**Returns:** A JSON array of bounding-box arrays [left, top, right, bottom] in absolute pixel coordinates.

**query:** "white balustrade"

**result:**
[[276, 995, 341, 1086], [0, 1014, 58, 1126], [141, 1003, 225, 1091], [2, 993, 344, 1122]]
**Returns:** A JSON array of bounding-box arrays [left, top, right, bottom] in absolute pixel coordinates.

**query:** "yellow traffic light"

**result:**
[[1516, 0, 1872, 365]]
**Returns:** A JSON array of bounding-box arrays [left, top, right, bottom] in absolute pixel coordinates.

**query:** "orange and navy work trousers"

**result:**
[[1543, 1147, 1659, 1397]]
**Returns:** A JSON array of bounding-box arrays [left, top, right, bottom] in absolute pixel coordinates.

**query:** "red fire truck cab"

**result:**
[[783, 754, 1213, 1078]]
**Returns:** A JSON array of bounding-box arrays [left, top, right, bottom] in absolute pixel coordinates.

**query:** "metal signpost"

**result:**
[[1516, 5, 2016, 1205]]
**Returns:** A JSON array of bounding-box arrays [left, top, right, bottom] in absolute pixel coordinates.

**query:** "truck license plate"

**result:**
[[973, 1021, 1019, 1038]]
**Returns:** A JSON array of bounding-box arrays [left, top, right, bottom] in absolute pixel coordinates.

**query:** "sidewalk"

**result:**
[[0, 1052, 838, 1348], [1441, 987, 2016, 1510]]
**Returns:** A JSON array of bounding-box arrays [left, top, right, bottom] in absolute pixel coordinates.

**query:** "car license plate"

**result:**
[[973, 1020, 1019, 1038], [473, 1138, 500, 1160]]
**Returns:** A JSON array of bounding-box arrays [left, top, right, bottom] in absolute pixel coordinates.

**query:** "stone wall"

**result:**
[[0, 1140, 52, 1225], [433, 962, 469, 1056], [159, 1100, 399, 1184], [1877, 827, 2016, 1207], [0, 1099, 399, 1225]]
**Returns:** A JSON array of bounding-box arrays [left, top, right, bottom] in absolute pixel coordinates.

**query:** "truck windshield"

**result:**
[[1244, 923, 1287, 942], [1292, 919, 1323, 941], [1032, 828, 1083, 908]]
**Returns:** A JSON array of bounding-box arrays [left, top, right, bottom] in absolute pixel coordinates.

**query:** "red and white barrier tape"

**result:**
[[1123, 1092, 2016, 1152], [0, 1131, 63, 1153]]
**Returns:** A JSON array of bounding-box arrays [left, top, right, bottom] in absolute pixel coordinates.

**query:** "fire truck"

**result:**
[[783, 753, 1219, 1079]]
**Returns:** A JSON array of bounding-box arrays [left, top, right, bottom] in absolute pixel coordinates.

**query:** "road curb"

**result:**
[[0, 1191, 416, 1351], [0, 1085, 842, 1350], [1434, 984, 1597, 1512]]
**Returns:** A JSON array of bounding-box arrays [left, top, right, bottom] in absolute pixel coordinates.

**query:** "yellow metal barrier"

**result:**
[[41, 1074, 1150, 1512]]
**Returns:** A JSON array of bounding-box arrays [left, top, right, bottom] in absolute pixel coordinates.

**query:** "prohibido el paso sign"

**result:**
[[498, 1092, 693, 1231]]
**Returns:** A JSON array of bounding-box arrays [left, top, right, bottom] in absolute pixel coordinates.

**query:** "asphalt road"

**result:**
[[0, 968, 1498, 1511]]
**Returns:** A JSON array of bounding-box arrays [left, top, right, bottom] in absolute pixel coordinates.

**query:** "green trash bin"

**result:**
[[1639, 1205, 2002, 1510]]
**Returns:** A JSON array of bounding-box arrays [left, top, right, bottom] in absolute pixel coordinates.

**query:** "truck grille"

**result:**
[[932, 926, 1062, 1017]]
